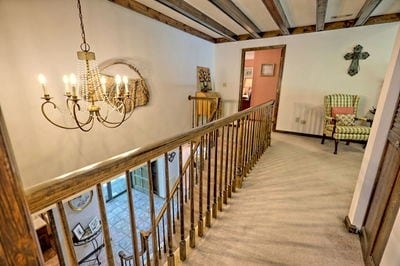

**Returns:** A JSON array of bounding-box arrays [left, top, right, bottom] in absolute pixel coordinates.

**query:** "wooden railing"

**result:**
[[19, 101, 273, 266]]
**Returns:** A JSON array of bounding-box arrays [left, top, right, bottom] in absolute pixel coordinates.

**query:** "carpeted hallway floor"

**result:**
[[183, 133, 364, 266]]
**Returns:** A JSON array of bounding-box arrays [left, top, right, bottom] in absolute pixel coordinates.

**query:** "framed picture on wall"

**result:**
[[261, 64, 275, 76], [244, 67, 253, 78], [72, 223, 85, 240]]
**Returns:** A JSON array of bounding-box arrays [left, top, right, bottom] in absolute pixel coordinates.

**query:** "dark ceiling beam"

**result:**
[[316, 0, 328, 31], [155, 0, 237, 41], [209, 0, 261, 39], [216, 13, 400, 43], [354, 0, 383, 26], [261, 0, 290, 35], [109, 0, 217, 43]]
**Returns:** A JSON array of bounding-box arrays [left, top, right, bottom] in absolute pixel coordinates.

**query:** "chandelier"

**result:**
[[38, 0, 134, 132]]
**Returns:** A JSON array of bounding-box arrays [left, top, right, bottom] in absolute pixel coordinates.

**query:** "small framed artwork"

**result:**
[[197, 66, 212, 92], [72, 223, 85, 240], [244, 67, 253, 78], [68, 191, 93, 211], [260, 64, 275, 76], [88, 216, 101, 233]]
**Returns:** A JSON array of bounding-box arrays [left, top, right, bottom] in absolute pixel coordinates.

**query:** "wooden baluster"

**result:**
[[232, 120, 239, 193], [96, 184, 115, 266], [184, 169, 188, 203], [162, 217, 167, 254], [0, 109, 44, 266], [250, 112, 256, 168], [212, 128, 218, 218], [256, 109, 262, 158], [223, 125, 230, 204], [189, 141, 196, 248], [236, 118, 244, 188], [178, 146, 186, 261], [176, 190, 179, 220], [124, 171, 140, 266], [245, 113, 251, 172], [171, 196, 176, 234], [218, 126, 225, 211], [240, 117, 247, 182], [157, 225, 161, 259], [164, 153, 175, 265], [46, 209, 66, 266], [228, 122, 235, 198], [206, 132, 212, 227], [141, 231, 151, 266], [146, 161, 159, 266], [57, 201, 78, 265], [198, 136, 204, 237]]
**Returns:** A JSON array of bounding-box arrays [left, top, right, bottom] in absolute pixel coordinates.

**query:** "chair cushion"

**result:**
[[325, 125, 371, 134], [331, 106, 354, 117], [336, 114, 355, 126]]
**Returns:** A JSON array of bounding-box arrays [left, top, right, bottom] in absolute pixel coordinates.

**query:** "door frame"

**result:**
[[238, 45, 286, 131]]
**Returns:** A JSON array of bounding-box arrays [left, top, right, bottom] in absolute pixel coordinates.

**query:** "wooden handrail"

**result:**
[[25, 101, 273, 214]]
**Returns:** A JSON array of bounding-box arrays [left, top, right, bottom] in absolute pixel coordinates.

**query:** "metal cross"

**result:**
[[344, 44, 369, 76]]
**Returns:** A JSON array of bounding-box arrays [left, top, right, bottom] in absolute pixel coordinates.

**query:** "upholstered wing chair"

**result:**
[[321, 94, 371, 154]]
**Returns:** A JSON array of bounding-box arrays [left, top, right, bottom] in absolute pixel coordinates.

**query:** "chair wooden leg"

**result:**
[[321, 134, 326, 144], [334, 140, 339, 154]]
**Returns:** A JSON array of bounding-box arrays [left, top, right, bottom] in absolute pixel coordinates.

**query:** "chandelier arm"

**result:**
[[121, 98, 135, 122], [41, 101, 81, 130], [96, 103, 127, 127], [72, 102, 95, 132]]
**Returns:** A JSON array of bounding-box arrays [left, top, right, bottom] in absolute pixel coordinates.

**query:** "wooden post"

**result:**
[[228, 122, 235, 198], [125, 171, 140, 266], [212, 129, 218, 218], [218, 126, 225, 210], [178, 146, 186, 261], [164, 153, 175, 265], [147, 161, 159, 266], [47, 210, 66, 266], [0, 108, 44, 265], [206, 132, 212, 227], [232, 120, 239, 193], [198, 136, 204, 237], [189, 142, 196, 248], [223, 124, 230, 204], [236, 118, 244, 188], [57, 202, 78, 265], [96, 184, 115, 266]]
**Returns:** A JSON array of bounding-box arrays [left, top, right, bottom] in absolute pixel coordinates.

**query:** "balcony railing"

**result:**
[[2, 100, 274, 266]]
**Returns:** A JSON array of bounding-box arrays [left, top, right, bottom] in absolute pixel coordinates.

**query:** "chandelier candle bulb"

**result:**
[[115, 74, 121, 97], [123, 76, 129, 95], [69, 73, 77, 97], [38, 74, 48, 96], [63, 75, 70, 95]]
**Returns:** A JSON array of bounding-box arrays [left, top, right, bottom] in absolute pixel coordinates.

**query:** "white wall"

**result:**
[[214, 23, 399, 135], [0, 0, 214, 188]]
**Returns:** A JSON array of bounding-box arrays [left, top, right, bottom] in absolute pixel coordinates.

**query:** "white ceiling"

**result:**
[[129, 0, 400, 40]]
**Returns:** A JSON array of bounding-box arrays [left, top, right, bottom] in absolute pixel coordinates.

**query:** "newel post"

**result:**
[[0, 108, 44, 265]]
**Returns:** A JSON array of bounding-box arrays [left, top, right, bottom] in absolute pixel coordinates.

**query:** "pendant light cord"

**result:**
[[77, 0, 90, 52]]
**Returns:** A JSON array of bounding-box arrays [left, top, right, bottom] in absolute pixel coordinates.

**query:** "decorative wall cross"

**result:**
[[344, 44, 369, 76]]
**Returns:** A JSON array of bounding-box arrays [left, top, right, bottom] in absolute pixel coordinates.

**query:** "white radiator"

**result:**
[[292, 103, 324, 135]]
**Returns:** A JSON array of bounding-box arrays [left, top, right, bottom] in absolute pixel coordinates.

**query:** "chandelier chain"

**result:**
[[77, 0, 90, 51]]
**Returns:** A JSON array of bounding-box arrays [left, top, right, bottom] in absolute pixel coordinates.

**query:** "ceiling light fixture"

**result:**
[[38, 0, 134, 132]]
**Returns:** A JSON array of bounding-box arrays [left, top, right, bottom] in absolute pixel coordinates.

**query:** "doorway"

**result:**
[[238, 45, 286, 130]]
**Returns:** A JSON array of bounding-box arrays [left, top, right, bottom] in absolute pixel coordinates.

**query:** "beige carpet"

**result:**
[[183, 133, 364, 266]]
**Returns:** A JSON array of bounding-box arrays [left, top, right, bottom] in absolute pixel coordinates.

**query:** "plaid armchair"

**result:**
[[321, 94, 371, 154]]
